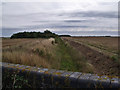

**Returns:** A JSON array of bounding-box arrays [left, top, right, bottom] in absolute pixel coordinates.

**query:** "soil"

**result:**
[[62, 37, 119, 76]]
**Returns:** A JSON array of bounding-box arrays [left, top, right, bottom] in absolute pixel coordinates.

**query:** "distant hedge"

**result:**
[[10, 30, 58, 39], [59, 35, 71, 37]]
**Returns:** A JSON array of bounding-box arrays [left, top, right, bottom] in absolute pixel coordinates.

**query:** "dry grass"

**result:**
[[2, 37, 94, 73], [3, 51, 51, 68], [70, 37, 120, 64], [68, 37, 118, 56], [62, 37, 119, 76], [2, 38, 54, 68], [2, 38, 31, 47]]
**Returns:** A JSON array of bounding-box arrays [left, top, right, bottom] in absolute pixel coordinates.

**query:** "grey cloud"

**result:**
[[2, 27, 24, 37], [82, 11, 117, 18], [2, 27, 24, 31], [2, 2, 118, 37], [54, 30, 118, 36], [23, 24, 89, 29], [34, 20, 88, 23], [60, 11, 118, 18], [22, 23, 116, 30], [2, 26, 118, 37], [34, 21, 50, 23], [63, 20, 88, 23], [52, 25, 89, 28]]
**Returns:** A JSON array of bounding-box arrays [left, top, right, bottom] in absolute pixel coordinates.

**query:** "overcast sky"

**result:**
[[2, 0, 119, 37]]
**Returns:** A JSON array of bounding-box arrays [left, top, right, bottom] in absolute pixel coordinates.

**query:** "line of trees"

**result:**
[[10, 30, 59, 39], [10, 30, 71, 39], [59, 35, 71, 37]]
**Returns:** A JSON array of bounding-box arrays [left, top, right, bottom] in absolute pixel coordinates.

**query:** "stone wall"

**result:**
[[1, 62, 120, 88]]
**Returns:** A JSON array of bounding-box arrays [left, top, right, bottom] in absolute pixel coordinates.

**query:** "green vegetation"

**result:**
[[111, 55, 120, 64], [59, 35, 71, 37], [3, 34, 119, 88], [33, 48, 44, 56], [3, 31, 93, 73], [10, 30, 58, 39], [53, 37, 94, 73], [3, 70, 30, 88], [111, 55, 118, 62]]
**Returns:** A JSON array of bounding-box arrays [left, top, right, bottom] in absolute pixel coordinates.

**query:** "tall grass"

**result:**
[[2, 50, 51, 68], [2, 38, 94, 73], [2, 39, 52, 68]]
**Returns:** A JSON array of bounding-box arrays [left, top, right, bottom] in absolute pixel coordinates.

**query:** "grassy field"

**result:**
[[62, 37, 119, 76], [2, 37, 94, 73], [71, 37, 119, 64], [2, 37, 119, 76], [71, 37, 118, 55]]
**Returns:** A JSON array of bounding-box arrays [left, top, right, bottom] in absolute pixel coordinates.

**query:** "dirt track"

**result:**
[[63, 37, 119, 76]]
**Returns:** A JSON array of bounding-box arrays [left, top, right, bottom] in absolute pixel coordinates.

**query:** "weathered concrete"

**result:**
[[1, 62, 120, 88]]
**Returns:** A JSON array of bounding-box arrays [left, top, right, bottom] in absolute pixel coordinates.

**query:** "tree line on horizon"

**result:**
[[10, 30, 71, 39]]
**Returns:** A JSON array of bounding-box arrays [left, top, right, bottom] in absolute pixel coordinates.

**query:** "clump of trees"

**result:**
[[10, 30, 58, 39]]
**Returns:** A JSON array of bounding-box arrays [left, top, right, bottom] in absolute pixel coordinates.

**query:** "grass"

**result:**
[[3, 50, 51, 68], [2, 37, 94, 73], [2, 38, 52, 68], [72, 37, 118, 56], [111, 55, 120, 64], [53, 37, 94, 73], [3, 70, 30, 88]]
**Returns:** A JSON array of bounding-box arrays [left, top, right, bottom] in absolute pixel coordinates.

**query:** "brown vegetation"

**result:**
[[69, 37, 118, 56], [62, 37, 119, 76], [2, 38, 93, 73], [2, 38, 53, 68], [2, 37, 119, 76]]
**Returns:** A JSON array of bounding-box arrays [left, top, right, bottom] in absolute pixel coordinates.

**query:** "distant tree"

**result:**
[[59, 35, 71, 37], [44, 30, 52, 34], [10, 30, 59, 39]]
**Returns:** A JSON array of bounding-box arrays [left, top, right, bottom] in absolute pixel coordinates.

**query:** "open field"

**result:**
[[62, 37, 119, 76], [67, 37, 118, 56], [2, 37, 94, 74], [2, 37, 119, 76], [2, 38, 31, 48]]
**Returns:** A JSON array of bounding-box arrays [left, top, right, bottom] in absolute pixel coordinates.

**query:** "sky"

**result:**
[[1, 0, 119, 37]]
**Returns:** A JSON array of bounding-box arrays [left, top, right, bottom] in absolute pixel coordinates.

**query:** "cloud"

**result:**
[[54, 30, 118, 36], [34, 20, 89, 23], [2, 2, 118, 37], [63, 20, 88, 23], [80, 11, 117, 18], [60, 11, 118, 18], [2, 27, 25, 37], [2, 27, 23, 30], [2, 27, 118, 37]]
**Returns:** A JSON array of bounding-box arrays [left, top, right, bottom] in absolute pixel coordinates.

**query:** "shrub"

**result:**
[[111, 55, 118, 62], [34, 48, 44, 56], [10, 30, 58, 39]]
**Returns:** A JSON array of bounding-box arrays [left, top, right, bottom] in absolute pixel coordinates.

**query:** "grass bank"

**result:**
[[53, 37, 94, 73], [2, 37, 94, 73]]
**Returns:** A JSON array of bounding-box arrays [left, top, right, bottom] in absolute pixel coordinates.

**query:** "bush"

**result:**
[[10, 30, 58, 39], [111, 55, 118, 62], [34, 48, 44, 56]]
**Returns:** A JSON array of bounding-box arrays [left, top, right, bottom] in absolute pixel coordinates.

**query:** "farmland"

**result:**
[[2, 36, 119, 76], [2, 37, 93, 73], [62, 37, 119, 76], [65, 37, 118, 56]]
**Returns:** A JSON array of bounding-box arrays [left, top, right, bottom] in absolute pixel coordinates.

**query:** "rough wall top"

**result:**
[[1, 62, 120, 88]]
